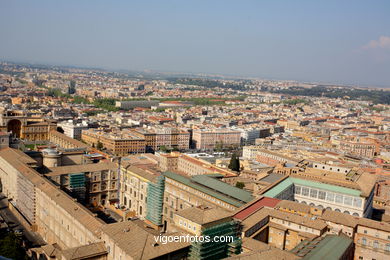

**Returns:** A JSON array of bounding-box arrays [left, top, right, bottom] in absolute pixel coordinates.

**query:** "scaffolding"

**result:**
[[146, 175, 165, 226], [189, 220, 242, 260], [69, 173, 86, 201]]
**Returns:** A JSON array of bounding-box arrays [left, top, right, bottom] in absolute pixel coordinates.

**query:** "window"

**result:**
[[373, 241, 379, 249], [364, 230, 367, 234], [326, 192, 334, 202], [302, 187, 309, 196], [310, 189, 318, 198], [318, 191, 326, 200], [269, 237, 273, 242], [344, 196, 353, 206], [362, 238, 367, 245], [354, 198, 362, 208], [335, 194, 343, 203], [386, 244, 390, 252], [295, 186, 301, 195]]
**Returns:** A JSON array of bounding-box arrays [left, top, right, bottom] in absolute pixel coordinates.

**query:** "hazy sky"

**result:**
[[1, 1, 390, 86]]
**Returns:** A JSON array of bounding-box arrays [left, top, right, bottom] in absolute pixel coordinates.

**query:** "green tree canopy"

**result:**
[[228, 153, 240, 172]]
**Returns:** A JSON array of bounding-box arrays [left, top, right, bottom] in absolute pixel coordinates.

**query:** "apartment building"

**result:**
[[81, 128, 146, 156], [57, 120, 89, 140], [157, 152, 237, 177], [192, 128, 241, 150], [340, 140, 377, 158], [132, 126, 190, 152], [243, 146, 264, 160], [255, 148, 301, 167]]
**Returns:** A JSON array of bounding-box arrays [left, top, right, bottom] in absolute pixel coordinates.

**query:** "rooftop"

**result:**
[[164, 171, 253, 207]]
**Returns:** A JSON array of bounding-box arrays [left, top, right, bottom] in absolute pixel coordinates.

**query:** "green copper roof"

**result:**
[[301, 235, 353, 259], [262, 177, 361, 198], [163, 171, 253, 207], [291, 177, 361, 197], [263, 178, 294, 198], [192, 175, 253, 202]]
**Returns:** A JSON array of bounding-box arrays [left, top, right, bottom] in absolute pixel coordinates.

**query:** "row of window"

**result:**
[[361, 238, 390, 251], [179, 219, 197, 232], [295, 185, 362, 208]]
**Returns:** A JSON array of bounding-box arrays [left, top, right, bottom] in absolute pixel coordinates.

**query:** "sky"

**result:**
[[1, 0, 390, 87]]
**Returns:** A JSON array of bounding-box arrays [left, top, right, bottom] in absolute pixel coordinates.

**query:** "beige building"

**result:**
[[132, 127, 190, 152], [192, 128, 241, 150], [157, 152, 237, 177], [340, 140, 377, 158], [45, 162, 119, 206], [0, 109, 56, 141], [237, 197, 390, 260], [120, 165, 161, 220], [82, 128, 146, 156], [49, 131, 89, 151], [0, 148, 104, 250], [0, 131, 10, 149], [163, 171, 253, 232], [0, 148, 190, 260], [100, 221, 189, 260]]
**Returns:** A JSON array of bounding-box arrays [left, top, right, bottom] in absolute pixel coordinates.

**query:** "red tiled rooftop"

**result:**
[[234, 197, 280, 220]]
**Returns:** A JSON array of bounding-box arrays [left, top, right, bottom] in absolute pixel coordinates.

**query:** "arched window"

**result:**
[[343, 211, 350, 215]]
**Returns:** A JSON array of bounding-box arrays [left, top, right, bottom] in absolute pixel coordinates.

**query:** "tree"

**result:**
[[159, 145, 168, 152], [228, 153, 240, 172], [215, 141, 224, 152], [0, 232, 28, 259], [235, 182, 245, 189], [96, 141, 104, 151]]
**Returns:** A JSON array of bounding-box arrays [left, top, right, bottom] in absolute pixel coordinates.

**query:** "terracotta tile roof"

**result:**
[[100, 221, 190, 259]]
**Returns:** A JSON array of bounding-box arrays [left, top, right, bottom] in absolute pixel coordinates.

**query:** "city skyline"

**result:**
[[1, 0, 390, 87]]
